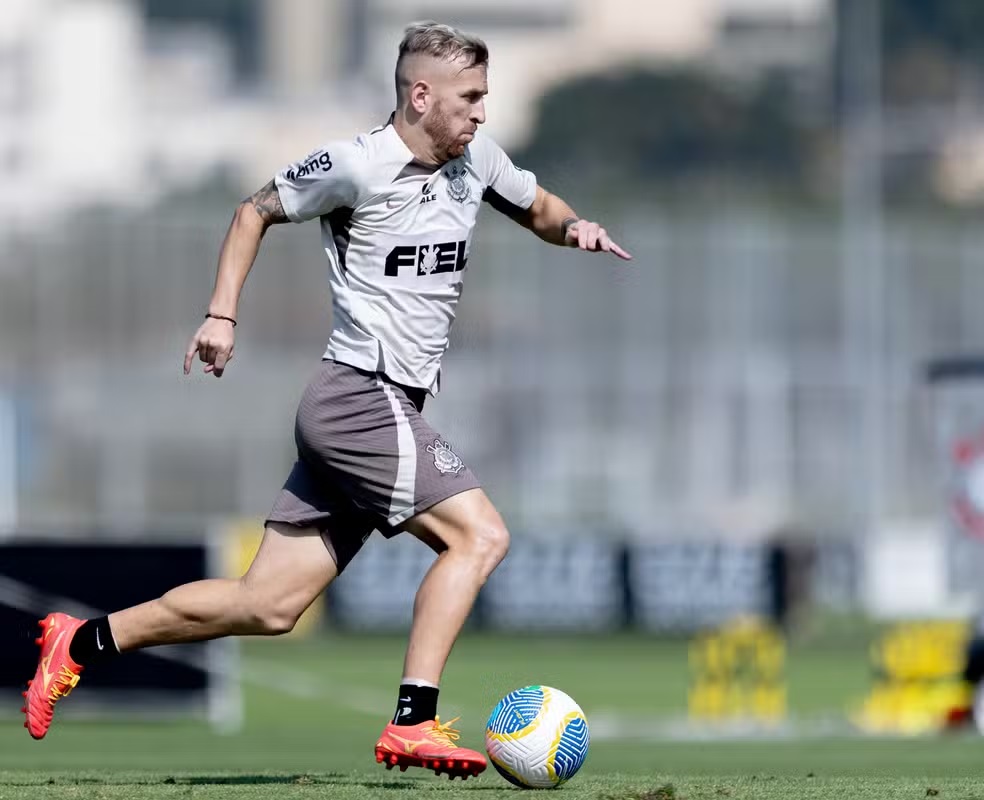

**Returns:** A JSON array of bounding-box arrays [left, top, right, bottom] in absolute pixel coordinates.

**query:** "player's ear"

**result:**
[[410, 80, 430, 114]]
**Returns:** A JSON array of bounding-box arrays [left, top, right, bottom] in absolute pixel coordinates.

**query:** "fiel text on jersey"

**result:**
[[420, 182, 437, 205], [385, 240, 467, 277]]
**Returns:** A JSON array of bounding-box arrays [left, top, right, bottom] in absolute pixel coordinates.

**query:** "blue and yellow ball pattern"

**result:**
[[484, 685, 590, 788]]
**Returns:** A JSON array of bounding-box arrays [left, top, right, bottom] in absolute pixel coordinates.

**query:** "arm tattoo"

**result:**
[[248, 180, 288, 224], [561, 216, 579, 241]]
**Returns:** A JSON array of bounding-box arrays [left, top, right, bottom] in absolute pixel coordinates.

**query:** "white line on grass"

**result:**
[[0, 574, 867, 741]]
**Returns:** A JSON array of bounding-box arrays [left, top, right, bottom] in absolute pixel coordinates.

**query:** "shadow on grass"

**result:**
[[0, 775, 348, 788], [173, 773, 507, 790], [177, 772, 509, 791], [5, 772, 508, 790], [171, 774, 348, 786]]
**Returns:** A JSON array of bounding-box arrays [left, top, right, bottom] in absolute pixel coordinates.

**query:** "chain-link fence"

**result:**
[[2, 204, 982, 544]]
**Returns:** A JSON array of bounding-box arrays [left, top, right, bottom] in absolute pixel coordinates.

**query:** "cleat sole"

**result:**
[[374, 748, 485, 780]]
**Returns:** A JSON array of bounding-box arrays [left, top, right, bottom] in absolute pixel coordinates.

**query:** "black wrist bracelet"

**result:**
[[206, 313, 237, 327]]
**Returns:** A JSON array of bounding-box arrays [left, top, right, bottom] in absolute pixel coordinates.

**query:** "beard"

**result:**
[[423, 101, 467, 162]]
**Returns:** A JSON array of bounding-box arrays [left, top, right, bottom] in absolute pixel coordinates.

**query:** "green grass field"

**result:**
[[1, 633, 982, 799]]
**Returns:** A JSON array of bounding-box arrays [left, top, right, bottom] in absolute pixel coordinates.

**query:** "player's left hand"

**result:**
[[565, 220, 633, 261]]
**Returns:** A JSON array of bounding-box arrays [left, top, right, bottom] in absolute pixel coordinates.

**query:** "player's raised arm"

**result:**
[[182, 180, 288, 378], [476, 133, 631, 260], [523, 185, 632, 260]]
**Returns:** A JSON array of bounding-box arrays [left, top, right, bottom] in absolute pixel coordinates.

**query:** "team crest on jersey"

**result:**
[[419, 245, 439, 274], [427, 439, 465, 475], [444, 164, 471, 203]]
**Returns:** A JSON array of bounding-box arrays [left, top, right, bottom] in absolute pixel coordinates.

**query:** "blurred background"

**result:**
[[4, 0, 984, 769]]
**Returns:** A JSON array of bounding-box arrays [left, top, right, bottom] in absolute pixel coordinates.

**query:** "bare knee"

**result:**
[[404, 490, 511, 578], [458, 521, 510, 578], [233, 523, 336, 635], [237, 579, 303, 636], [251, 607, 298, 636]]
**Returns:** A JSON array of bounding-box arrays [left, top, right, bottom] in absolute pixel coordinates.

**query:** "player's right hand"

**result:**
[[183, 316, 235, 378]]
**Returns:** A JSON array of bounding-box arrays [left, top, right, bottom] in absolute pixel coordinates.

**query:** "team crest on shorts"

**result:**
[[427, 439, 465, 475], [444, 164, 471, 203]]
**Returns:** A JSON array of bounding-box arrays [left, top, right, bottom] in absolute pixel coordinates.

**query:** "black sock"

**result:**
[[68, 617, 120, 666], [392, 683, 439, 726]]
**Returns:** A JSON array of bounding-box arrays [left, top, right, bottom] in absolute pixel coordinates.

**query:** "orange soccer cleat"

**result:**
[[22, 613, 85, 740], [375, 716, 487, 780]]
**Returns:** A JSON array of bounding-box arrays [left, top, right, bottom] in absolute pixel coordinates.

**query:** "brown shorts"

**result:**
[[266, 360, 481, 571]]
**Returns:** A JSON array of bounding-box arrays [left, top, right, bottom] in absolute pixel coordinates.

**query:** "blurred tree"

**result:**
[[883, 0, 984, 104], [517, 2, 984, 204], [883, 0, 984, 65], [831, 0, 984, 204], [515, 68, 820, 199], [834, 0, 984, 105]]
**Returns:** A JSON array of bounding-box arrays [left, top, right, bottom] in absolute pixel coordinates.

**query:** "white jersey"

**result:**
[[274, 123, 537, 393]]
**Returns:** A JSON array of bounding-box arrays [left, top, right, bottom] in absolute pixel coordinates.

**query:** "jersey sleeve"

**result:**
[[274, 139, 365, 222], [476, 134, 538, 212]]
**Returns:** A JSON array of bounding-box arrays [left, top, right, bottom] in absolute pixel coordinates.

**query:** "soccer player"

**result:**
[[23, 22, 631, 779]]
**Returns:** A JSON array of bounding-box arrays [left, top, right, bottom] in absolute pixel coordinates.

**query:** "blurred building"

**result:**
[[0, 0, 376, 225], [0, 0, 832, 222]]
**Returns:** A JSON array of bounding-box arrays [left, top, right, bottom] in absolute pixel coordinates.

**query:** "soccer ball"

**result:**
[[484, 685, 590, 788]]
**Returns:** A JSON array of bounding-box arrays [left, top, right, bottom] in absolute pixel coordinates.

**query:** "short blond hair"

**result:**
[[395, 22, 489, 102]]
